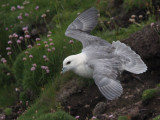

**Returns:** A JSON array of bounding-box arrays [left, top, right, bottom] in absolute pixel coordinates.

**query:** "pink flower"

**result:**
[[69, 40, 74, 44], [27, 45, 32, 48], [5, 27, 8, 31], [6, 47, 11, 51], [7, 73, 10, 76], [35, 6, 39, 10], [24, 30, 29, 34], [50, 43, 54, 46], [45, 44, 49, 48], [49, 38, 53, 41], [22, 26, 28, 31], [47, 34, 51, 37], [7, 52, 12, 55], [19, 36, 23, 40], [18, 15, 23, 20], [47, 48, 51, 52], [44, 58, 49, 61], [37, 43, 41, 46], [36, 38, 40, 41], [1, 58, 5, 62], [46, 69, 50, 73], [25, 51, 29, 54], [75, 116, 80, 119], [52, 47, 55, 51], [25, 13, 29, 16], [11, 6, 16, 11], [15, 88, 20, 92], [41, 66, 46, 70], [17, 5, 21, 9], [43, 41, 47, 44], [31, 66, 36, 71], [17, 40, 21, 44], [92, 116, 97, 119], [23, 57, 27, 61], [25, 35, 30, 38], [20, 6, 24, 9], [43, 55, 47, 59], [8, 41, 12, 44], [9, 35, 13, 39], [48, 31, 52, 34], [108, 114, 113, 118], [2, 59, 7, 64], [41, 14, 46, 18], [29, 55, 33, 58], [32, 63, 37, 67], [13, 33, 18, 38]]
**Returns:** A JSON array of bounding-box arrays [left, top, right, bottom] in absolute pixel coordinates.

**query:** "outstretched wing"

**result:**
[[90, 59, 123, 100], [65, 7, 110, 48]]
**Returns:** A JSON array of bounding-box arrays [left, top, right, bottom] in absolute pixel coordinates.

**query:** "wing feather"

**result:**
[[65, 7, 110, 48], [91, 59, 123, 100]]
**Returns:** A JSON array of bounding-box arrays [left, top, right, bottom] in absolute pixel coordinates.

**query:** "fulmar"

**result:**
[[61, 7, 147, 100]]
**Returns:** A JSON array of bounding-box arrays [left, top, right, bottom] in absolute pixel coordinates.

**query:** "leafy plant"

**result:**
[[37, 111, 76, 120], [142, 88, 159, 102], [4, 108, 12, 116]]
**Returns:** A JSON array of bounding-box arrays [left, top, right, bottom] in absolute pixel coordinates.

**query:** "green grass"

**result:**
[[0, 86, 17, 108], [153, 115, 160, 120]]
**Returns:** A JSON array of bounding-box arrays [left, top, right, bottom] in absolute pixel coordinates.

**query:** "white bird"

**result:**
[[61, 7, 147, 100]]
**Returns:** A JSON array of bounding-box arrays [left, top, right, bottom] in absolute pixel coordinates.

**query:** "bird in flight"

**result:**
[[61, 7, 147, 100]]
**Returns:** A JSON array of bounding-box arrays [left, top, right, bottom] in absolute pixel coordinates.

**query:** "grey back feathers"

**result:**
[[65, 7, 147, 100]]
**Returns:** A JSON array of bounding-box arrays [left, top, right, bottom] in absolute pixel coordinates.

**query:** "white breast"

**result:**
[[74, 63, 93, 78], [73, 53, 93, 78]]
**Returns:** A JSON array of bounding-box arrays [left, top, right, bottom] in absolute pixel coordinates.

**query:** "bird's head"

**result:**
[[61, 55, 77, 74], [61, 53, 86, 74]]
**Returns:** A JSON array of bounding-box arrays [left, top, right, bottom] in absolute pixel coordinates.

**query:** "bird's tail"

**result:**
[[112, 41, 147, 74]]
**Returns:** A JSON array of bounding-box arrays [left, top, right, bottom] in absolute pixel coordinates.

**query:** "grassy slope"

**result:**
[[0, 0, 156, 119]]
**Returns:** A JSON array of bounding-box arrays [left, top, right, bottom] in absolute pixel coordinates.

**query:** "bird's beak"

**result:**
[[61, 67, 68, 74]]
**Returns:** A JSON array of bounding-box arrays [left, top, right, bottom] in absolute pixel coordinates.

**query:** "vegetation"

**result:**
[[0, 0, 159, 119], [4, 108, 12, 116], [153, 115, 160, 120], [118, 116, 130, 120], [142, 88, 159, 102]]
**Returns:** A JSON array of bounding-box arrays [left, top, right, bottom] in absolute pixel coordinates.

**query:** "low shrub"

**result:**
[[142, 88, 159, 102], [118, 116, 130, 120], [4, 108, 12, 116], [37, 111, 76, 120]]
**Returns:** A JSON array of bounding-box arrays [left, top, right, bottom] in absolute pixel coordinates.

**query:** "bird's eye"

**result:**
[[66, 61, 71, 65]]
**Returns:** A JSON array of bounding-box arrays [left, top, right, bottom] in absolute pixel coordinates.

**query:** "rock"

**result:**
[[56, 79, 82, 104], [128, 106, 140, 118], [92, 102, 107, 116], [123, 21, 160, 59]]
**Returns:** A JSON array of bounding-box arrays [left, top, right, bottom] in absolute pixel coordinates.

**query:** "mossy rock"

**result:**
[[142, 88, 159, 102], [36, 111, 76, 120], [153, 115, 160, 120], [118, 116, 130, 120], [4, 108, 12, 116]]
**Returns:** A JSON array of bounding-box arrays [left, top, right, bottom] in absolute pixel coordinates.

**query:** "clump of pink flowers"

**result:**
[[41, 66, 50, 73]]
